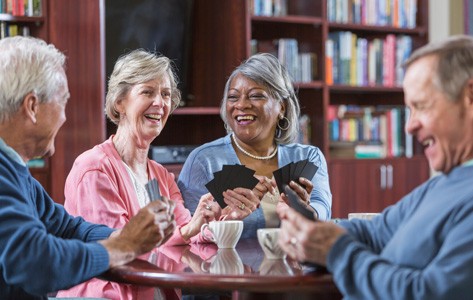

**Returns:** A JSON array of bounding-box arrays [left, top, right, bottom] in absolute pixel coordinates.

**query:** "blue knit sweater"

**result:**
[[0, 150, 113, 300], [178, 134, 332, 239], [328, 164, 473, 300]]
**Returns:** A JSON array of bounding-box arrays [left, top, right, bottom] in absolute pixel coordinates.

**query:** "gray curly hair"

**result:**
[[220, 53, 301, 144]]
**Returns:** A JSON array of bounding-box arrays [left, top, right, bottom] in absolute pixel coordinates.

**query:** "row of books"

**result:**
[[325, 32, 412, 86], [0, 0, 41, 17], [327, 0, 417, 28], [250, 0, 288, 17], [0, 21, 30, 39], [251, 38, 317, 83], [328, 105, 413, 159]]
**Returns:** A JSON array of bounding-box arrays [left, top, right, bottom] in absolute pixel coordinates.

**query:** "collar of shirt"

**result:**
[[0, 137, 26, 166]]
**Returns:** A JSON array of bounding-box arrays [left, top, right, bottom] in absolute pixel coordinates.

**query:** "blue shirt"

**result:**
[[178, 134, 332, 239], [0, 148, 113, 300], [329, 164, 473, 299]]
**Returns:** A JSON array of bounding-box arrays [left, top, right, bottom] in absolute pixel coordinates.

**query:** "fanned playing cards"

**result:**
[[205, 164, 259, 208], [145, 178, 162, 201], [273, 159, 319, 194]]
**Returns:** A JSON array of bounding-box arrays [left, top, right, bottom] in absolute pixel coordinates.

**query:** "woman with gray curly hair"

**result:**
[[58, 49, 221, 299], [178, 53, 332, 239]]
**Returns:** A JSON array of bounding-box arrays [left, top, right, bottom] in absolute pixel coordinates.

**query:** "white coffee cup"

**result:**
[[201, 220, 243, 248], [348, 212, 380, 220], [200, 248, 244, 275], [257, 228, 286, 259]]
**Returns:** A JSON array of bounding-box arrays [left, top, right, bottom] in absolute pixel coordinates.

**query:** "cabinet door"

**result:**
[[329, 157, 429, 218], [329, 160, 374, 218], [384, 156, 430, 206]]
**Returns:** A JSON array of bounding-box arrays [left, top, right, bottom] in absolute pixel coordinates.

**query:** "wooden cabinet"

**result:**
[[329, 156, 429, 218]]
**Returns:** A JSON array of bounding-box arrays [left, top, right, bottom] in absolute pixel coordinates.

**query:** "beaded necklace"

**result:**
[[231, 134, 277, 160]]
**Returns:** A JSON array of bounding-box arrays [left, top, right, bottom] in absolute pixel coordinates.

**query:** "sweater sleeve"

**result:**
[[178, 149, 213, 215], [0, 175, 110, 295], [307, 148, 332, 221], [327, 183, 473, 300]]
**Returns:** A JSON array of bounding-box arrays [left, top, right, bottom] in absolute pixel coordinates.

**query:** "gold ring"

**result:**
[[239, 203, 246, 210], [290, 237, 297, 245]]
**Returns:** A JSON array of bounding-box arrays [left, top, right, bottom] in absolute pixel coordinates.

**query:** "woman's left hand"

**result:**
[[280, 177, 317, 219], [221, 187, 260, 220], [181, 193, 221, 241]]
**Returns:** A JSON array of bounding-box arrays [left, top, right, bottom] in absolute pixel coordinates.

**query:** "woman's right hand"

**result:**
[[221, 187, 260, 220], [180, 193, 221, 241]]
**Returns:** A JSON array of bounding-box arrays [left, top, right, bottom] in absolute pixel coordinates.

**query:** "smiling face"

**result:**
[[403, 55, 473, 173], [225, 74, 284, 147], [116, 75, 172, 144]]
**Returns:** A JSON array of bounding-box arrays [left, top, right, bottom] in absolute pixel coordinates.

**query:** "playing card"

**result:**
[[300, 161, 318, 182], [219, 165, 238, 191], [273, 167, 284, 193], [205, 177, 221, 204], [230, 165, 259, 190], [293, 159, 308, 179], [273, 160, 318, 193], [206, 164, 259, 208], [281, 162, 292, 189], [284, 185, 316, 221]]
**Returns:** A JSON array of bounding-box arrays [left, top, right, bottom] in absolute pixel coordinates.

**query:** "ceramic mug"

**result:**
[[201, 248, 244, 275], [201, 220, 243, 248], [257, 228, 286, 259]]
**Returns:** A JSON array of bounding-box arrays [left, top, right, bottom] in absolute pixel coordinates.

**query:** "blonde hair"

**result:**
[[105, 49, 181, 124]]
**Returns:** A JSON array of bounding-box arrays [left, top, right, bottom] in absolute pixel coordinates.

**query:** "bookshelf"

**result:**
[[184, 0, 430, 218], [1, 0, 50, 191], [13, 0, 430, 211]]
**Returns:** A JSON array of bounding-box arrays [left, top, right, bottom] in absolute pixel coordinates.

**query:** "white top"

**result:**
[[123, 162, 150, 208]]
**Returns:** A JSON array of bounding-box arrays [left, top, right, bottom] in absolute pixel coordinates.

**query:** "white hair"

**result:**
[[0, 36, 66, 123]]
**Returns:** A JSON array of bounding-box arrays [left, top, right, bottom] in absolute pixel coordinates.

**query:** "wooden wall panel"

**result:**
[[47, 0, 106, 204]]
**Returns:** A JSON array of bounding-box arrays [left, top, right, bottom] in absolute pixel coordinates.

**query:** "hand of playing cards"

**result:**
[[273, 159, 318, 193], [145, 178, 162, 201], [205, 164, 260, 208]]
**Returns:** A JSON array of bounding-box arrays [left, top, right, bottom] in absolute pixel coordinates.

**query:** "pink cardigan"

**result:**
[[57, 136, 206, 299]]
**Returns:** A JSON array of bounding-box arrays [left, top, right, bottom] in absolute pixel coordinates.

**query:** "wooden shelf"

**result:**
[[0, 13, 45, 23], [296, 81, 324, 89], [252, 15, 323, 26], [328, 85, 404, 93], [328, 22, 428, 36], [173, 106, 220, 115]]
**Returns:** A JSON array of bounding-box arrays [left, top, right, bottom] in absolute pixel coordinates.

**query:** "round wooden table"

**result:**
[[101, 238, 342, 300]]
